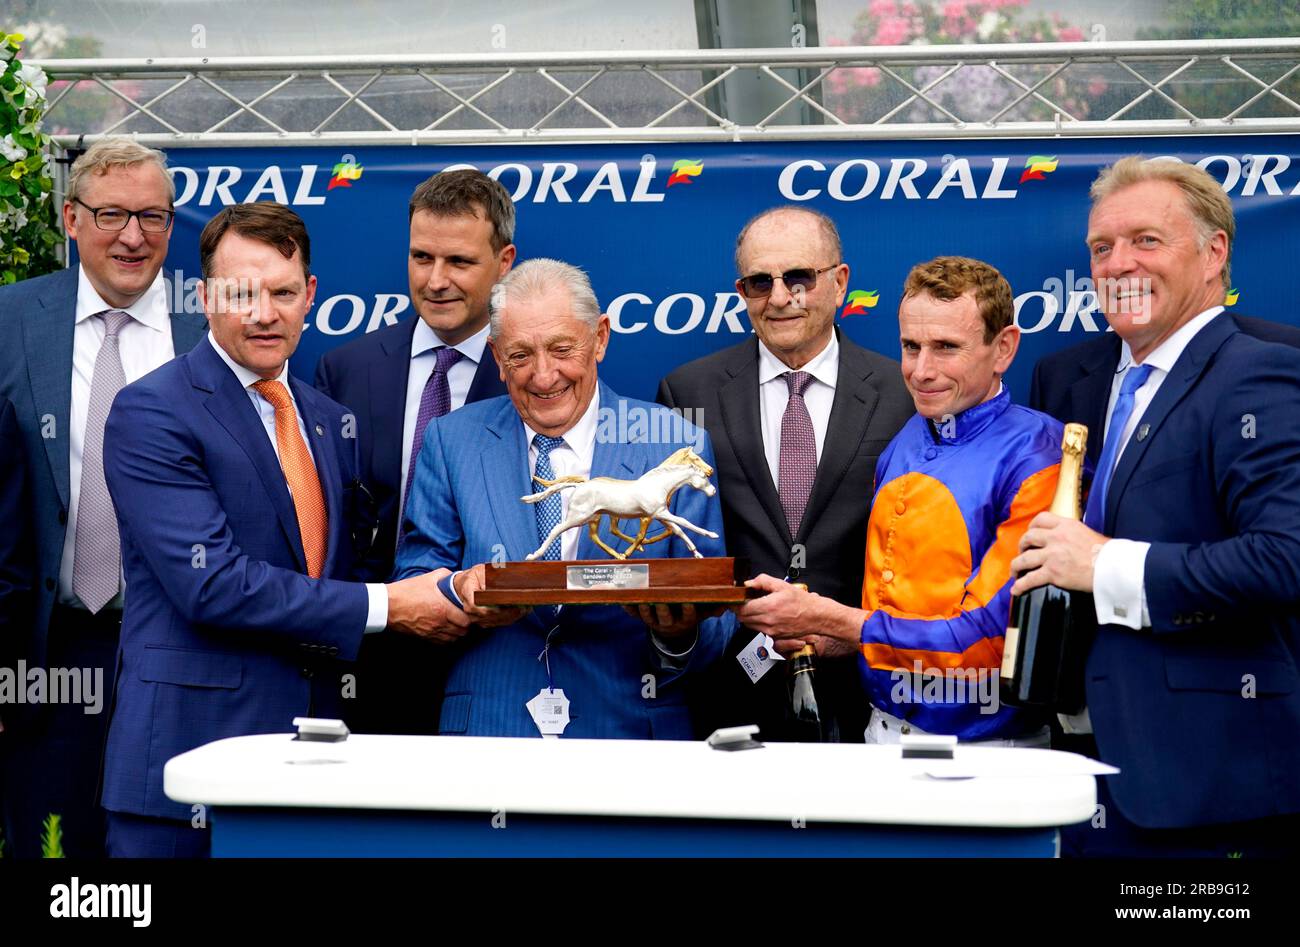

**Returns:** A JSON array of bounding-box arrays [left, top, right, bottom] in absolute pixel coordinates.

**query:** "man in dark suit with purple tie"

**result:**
[[314, 169, 514, 734]]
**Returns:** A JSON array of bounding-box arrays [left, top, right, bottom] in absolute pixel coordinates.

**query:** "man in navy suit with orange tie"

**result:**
[[101, 203, 462, 856], [315, 169, 514, 734], [1013, 157, 1300, 856]]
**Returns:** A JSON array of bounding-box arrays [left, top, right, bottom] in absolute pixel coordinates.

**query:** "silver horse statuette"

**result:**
[[521, 447, 719, 561]]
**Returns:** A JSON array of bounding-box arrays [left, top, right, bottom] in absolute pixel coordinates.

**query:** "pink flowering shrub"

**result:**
[[825, 0, 1105, 123]]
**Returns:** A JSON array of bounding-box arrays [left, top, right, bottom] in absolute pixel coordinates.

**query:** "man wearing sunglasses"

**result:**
[[658, 206, 912, 742], [0, 138, 208, 857]]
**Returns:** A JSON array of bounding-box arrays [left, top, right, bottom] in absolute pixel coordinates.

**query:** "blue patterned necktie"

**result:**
[[532, 434, 567, 560], [1084, 363, 1155, 531]]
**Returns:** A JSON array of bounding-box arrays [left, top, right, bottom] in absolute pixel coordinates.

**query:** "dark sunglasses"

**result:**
[[737, 264, 838, 299]]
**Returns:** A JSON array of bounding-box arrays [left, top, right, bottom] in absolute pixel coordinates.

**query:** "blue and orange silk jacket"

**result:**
[[859, 386, 1064, 740]]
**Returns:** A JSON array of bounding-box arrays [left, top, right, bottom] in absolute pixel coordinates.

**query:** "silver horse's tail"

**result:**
[[521, 475, 586, 504]]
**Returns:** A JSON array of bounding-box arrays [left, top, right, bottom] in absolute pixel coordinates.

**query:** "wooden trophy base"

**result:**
[[475, 557, 755, 606]]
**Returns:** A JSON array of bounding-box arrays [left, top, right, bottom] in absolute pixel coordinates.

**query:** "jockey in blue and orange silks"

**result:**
[[738, 256, 1065, 745]]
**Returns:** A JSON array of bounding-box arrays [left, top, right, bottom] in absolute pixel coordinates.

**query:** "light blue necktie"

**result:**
[[532, 434, 566, 560], [1084, 363, 1154, 531]]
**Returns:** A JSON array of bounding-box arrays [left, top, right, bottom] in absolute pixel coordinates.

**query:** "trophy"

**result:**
[[474, 447, 751, 606]]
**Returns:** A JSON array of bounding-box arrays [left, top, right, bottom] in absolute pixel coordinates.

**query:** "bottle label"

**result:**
[[1000, 624, 1020, 681]]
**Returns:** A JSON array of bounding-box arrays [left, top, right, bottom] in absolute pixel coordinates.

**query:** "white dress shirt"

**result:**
[[522, 387, 601, 562], [207, 334, 387, 632], [398, 320, 490, 516], [757, 331, 839, 489], [1092, 306, 1225, 629], [1063, 306, 1224, 735], [59, 266, 175, 609]]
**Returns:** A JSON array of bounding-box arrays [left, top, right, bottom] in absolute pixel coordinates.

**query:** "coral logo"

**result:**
[[1019, 155, 1058, 183], [842, 290, 880, 317], [327, 158, 363, 191], [1225, 287, 1240, 305], [667, 159, 703, 187]]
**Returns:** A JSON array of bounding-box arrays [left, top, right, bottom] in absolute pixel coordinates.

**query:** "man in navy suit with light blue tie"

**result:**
[[101, 203, 462, 856], [0, 139, 209, 858], [315, 169, 513, 734], [395, 258, 736, 738], [1013, 156, 1300, 856]]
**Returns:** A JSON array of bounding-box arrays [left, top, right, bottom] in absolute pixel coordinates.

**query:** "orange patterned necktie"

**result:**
[[252, 380, 328, 578]]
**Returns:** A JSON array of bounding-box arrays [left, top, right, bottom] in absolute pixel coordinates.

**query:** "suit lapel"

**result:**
[[466, 342, 506, 403], [191, 341, 308, 571], [22, 268, 78, 510], [1104, 316, 1236, 533], [718, 340, 790, 546], [372, 318, 416, 493], [799, 336, 881, 541], [481, 397, 539, 562], [291, 377, 347, 575]]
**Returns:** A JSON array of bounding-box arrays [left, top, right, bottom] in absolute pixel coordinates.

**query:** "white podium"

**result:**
[[165, 734, 1114, 857]]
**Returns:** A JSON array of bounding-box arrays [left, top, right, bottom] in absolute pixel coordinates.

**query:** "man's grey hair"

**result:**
[[488, 258, 601, 337], [66, 138, 174, 205]]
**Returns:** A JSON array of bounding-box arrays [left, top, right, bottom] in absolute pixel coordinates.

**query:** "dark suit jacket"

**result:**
[[658, 329, 914, 741], [0, 268, 207, 709], [1029, 314, 1300, 828], [312, 316, 506, 734], [0, 395, 35, 716], [313, 316, 507, 577], [101, 339, 373, 820], [1029, 314, 1300, 466]]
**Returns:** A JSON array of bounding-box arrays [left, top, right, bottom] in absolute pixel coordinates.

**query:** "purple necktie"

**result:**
[[73, 309, 133, 613], [404, 346, 463, 502], [778, 370, 817, 537]]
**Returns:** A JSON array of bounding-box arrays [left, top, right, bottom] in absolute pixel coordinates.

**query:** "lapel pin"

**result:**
[[1136, 423, 1150, 442], [315, 424, 325, 436]]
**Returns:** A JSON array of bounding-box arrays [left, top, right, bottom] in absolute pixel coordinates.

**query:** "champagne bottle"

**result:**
[[788, 643, 824, 742], [1000, 423, 1094, 713], [783, 584, 839, 742]]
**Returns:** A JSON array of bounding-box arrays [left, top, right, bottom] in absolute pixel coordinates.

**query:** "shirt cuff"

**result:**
[[650, 629, 697, 669], [1092, 539, 1151, 630], [364, 583, 388, 634], [438, 571, 467, 611]]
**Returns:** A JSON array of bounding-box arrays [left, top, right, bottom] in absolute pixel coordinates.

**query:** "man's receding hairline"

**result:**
[[738, 210, 838, 263]]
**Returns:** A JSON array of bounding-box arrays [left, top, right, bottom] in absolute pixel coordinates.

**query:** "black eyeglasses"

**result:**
[[74, 198, 174, 233], [737, 264, 838, 299]]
